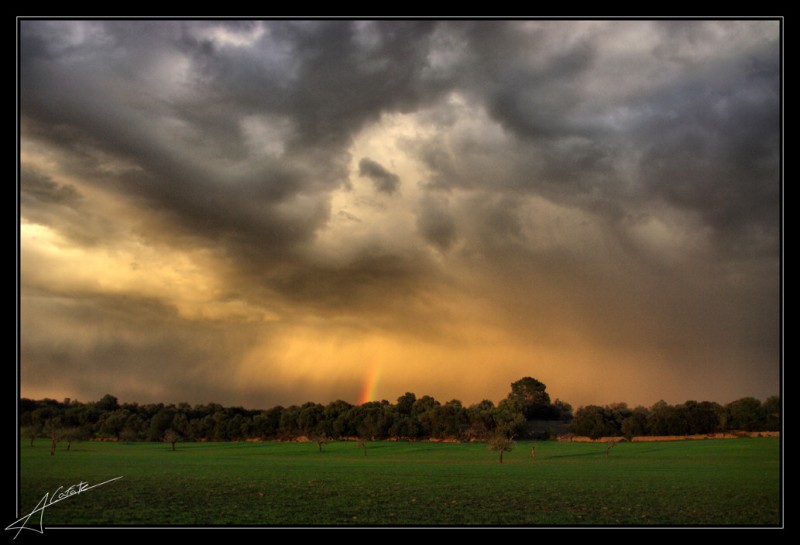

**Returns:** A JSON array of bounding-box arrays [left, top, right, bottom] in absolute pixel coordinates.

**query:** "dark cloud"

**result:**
[[632, 41, 780, 256], [416, 195, 457, 251], [19, 166, 118, 246], [19, 20, 446, 310], [411, 21, 779, 259], [21, 170, 81, 206], [358, 157, 401, 194]]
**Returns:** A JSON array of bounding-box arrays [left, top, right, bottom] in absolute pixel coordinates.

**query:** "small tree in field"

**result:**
[[23, 425, 40, 447], [44, 418, 63, 456], [487, 434, 515, 463], [63, 427, 86, 451], [357, 438, 368, 456], [163, 429, 181, 451], [313, 433, 329, 453]]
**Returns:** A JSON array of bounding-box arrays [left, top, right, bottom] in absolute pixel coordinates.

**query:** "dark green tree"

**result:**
[[395, 392, 416, 416], [682, 401, 721, 435], [762, 396, 780, 431], [22, 425, 41, 447], [95, 394, 120, 412], [44, 418, 63, 456], [570, 406, 620, 439], [163, 429, 181, 451], [507, 377, 556, 420], [620, 410, 648, 438], [487, 434, 514, 463], [465, 400, 495, 440], [726, 397, 765, 431], [279, 405, 302, 439], [63, 427, 87, 451], [297, 402, 324, 436], [553, 399, 574, 422], [98, 409, 130, 440], [493, 398, 526, 438]]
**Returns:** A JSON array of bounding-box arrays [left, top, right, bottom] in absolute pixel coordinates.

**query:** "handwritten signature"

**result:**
[[6, 476, 123, 539]]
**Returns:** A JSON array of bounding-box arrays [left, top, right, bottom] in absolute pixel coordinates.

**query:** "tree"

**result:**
[[172, 413, 190, 439], [553, 399, 574, 422], [44, 418, 63, 456], [570, 405, 620, 439], [163, 429, 181, 451], [411, 395, 440, 417], [465, 400, 495, 440], [297, 402, 324, 436], [726, 397, 765, 431], [507, 377, 556, 420], [395, 392, 416, 416], [487, 434, 515, 463], [279, 405, 301, 439], [22, 425, 40, 447], [253, 406, 283, 439], [148, 407, 176, 442], [762, 396, 780, 431], [389, 416, 422, 440], [312, 433, 329, 453], [356, 401, 393, 440], [432, 400, 467, 439], [682, 401, 720, 435], [620, 411, 648, 438], [63, 427, 86, 451], [95, 394, 120, 412], [493, 399, 526, 438], [98, 409, 130, 440], [646, 400, 685, 436]]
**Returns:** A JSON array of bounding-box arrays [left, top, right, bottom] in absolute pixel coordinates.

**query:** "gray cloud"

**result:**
[[21, 170, 81, 206], [19, 20, 445, 310], [416, 195, 457, 251], [412, 21, 779, 259], [358, 157, 401, 194]]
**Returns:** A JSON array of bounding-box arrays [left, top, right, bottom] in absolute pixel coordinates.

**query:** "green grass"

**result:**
[[17, 438, 781, 526]]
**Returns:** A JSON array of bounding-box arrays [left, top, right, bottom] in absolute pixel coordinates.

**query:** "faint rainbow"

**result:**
[[358, 364, 381, 405]]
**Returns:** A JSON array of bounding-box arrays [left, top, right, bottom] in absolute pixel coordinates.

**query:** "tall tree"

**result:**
[[507, 377, 557, 420]]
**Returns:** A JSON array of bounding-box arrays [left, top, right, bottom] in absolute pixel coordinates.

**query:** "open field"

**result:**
[[16, 437, 780, 527]]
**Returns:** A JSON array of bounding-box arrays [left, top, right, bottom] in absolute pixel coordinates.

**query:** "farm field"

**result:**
[[16, 437, 780, 527]]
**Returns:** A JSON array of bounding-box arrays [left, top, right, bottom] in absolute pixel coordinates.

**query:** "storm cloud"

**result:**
[[19, 20, 780, 409], [359, 157, 401, 194]]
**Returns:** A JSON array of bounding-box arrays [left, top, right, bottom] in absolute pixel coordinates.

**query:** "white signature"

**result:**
[[6, 476, 123, 539]]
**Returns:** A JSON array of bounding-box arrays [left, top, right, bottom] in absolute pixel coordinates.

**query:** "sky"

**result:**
[[18, 19, 781, 410]]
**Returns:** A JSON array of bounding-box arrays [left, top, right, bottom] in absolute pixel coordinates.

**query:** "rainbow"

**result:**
[[358, 364, 381, 405]]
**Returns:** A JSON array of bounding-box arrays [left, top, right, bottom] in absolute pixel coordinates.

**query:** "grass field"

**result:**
[[16, 437, 781, 527]]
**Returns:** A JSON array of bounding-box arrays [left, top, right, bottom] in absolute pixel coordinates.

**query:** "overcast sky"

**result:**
[[19, 19, 781, 410]]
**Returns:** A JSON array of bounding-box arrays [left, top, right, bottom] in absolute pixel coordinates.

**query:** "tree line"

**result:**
[[568, 396, 780, 440], [19, 377, 779, 450]]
